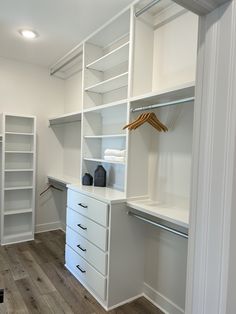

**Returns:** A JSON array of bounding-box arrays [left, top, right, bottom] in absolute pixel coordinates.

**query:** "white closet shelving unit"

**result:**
[[0, 114, 36, 245], [48, 0, 198, 311], [81, 9, 131, 192]]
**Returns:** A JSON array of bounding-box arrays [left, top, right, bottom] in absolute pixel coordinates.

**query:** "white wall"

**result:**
[[0, 56, 65, 232]]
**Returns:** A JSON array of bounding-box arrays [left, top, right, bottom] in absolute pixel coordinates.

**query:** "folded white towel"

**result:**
[[104, 149, 126, 157], [104, 155, 125, 163]]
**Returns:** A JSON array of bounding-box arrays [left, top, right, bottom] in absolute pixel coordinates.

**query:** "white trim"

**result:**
[[107, 294, 143, 311], [35, 221, 63, 233], [143, 282, 184, 314], [186, 2, 236, 313]]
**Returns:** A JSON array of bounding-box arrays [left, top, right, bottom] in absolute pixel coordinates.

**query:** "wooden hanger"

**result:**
[[123, 112, 168, 132]]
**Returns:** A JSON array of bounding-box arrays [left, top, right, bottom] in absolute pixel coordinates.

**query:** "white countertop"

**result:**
[[126, 198, 189, 228], [47, 174, 80, 186], [67, 184, 126, 204]]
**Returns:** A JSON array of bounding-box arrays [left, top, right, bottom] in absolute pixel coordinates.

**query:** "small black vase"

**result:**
[[82, 173, 93, 186], [94, 165, 106, 187]]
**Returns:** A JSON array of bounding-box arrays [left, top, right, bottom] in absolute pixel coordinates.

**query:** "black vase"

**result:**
[[82, 173, 93, 186], [94, 165, 106, 187]]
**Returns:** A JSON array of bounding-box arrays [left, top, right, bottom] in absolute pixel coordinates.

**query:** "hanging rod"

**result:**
[[50, 50, 83, 76], [131, 96, 195, 113], [135, 0, 161, 18], [128, 211, 188, 239]]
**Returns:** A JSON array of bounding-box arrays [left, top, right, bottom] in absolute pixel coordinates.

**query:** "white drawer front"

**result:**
[[65, 244, 106, 301], [67, 207, 108, 251], [67, 189, 108, 227], [66, 226, 107, 276]]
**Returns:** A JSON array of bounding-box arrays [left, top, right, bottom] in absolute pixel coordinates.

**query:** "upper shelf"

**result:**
[[127, 197, 189, 228], [85, 72, 128, 94], [49, 111, 82, 126], [130, 82, 195, 107], [47, 174, 80, 186], [86, 42, 129, 72]]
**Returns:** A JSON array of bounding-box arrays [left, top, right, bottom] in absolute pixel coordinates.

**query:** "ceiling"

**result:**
[[0, 0, 134, 67]]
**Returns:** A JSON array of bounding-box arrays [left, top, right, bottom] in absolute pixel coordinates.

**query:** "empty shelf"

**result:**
[[130, 82, 195, 107], [86, 42, 129, 71], [49, 111, 82, 126], [84, 157, 125, 165], [83, 99, 127, 113], [5, 132, 34, 136], [2, 231, 33, 245], [4, 186, 33, 191], [5, 151, 34, 154], [47, 174, 80, 186], [127, 198, 189, 228], [85, 72, 128, 94], [4, 208, 33, 215], [5, 169, 34, 172], [84, 134, 126, 139]]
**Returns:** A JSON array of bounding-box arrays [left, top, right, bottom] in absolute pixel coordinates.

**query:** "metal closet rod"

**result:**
[[135, 0, 161, 18], [50, 51, 83, 76], [131, 96, 195, 113], [128, 211, 188, 239]]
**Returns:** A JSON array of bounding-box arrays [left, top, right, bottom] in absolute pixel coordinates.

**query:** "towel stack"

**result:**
[[104, 149, 126, 163]]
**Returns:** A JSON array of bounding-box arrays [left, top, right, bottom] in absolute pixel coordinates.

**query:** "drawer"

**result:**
[[67, 207, 108, 251], [66, 226, 107, 276], [65, 244, 106, 301], [67, 189, 108, 227]]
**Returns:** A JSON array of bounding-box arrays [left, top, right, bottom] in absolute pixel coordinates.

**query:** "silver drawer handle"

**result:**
[[77, 223, 87, 230], [77, 244, 86, 252], [78, 203, 88, 208], [76, 265, 86, 273]]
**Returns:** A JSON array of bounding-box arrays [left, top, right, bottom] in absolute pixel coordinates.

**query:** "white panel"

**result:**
[[144, 225, 188, 311], [152, 11, 198, 91]]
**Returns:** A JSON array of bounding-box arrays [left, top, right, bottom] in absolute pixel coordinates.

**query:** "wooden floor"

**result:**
[[0, 230, 163, 314]]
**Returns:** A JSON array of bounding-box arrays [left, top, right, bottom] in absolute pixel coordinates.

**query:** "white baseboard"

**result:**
[[143, 282, 184, 314], [35, 221, 63, 233]]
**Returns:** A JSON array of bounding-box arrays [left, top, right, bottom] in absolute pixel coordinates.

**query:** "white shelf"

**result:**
[[49, 111, 82, 126], [48, 174, 80, 186], [84, 157, 125, 165], [4, 208, 33, 216], [5, 169, 34, 172], [130, 82, 195, 107], [4, 186, 33, 191], [5, 132, 34, 136], [84, 134, 126, 139], [68, 184, 126, 204], [2, 231, 33, 245], [86, 42, 129, 72], [5, 151, 34, 154], [85, 72, 128, 94], [127, 198, 189, 228], [83, 99, 127, 113]]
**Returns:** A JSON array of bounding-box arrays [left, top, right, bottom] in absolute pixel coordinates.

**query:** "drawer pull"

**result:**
[[77, 223, 87, 230], [77, 244, 86, 252], [78, 203, 88, 208], [76, 265, 86, 273]]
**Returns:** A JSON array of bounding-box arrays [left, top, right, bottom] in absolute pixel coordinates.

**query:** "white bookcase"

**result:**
[[0, 114, 36, 245]]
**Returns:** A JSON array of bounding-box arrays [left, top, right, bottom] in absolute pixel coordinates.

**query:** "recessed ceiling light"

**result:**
[[19, 29, 39, 39]]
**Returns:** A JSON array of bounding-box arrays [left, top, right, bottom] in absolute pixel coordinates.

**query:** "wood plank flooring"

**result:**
[[0, 230, 163, 314]]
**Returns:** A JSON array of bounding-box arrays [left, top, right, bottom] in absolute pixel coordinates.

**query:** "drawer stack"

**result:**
[[65, 189, 109, 301]]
